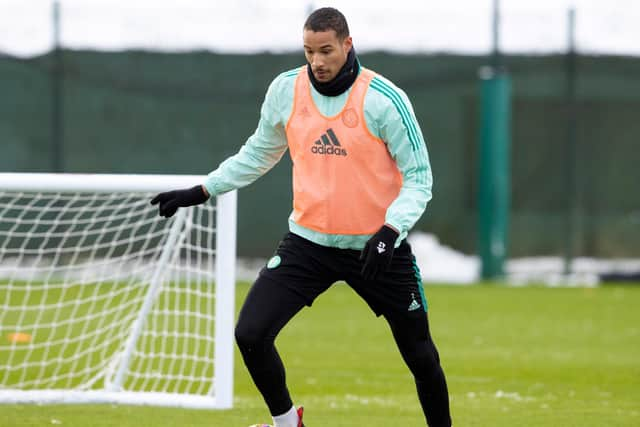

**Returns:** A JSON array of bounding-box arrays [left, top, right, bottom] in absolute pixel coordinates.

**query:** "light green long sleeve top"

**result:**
[[204, 66, 433, 250]]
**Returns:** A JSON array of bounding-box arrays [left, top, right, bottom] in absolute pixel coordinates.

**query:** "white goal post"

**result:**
[[0, 173, 237, 409]]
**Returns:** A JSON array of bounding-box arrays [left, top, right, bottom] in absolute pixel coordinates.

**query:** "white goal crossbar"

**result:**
[[0, 173, 236, 409]]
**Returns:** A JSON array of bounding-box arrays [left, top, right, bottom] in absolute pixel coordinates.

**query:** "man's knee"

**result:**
[[234, 320, 256, 350], [235, 319, 271, 353], [402, 339, 442, 379]]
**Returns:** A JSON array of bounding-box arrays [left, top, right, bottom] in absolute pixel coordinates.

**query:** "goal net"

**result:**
[[0, 173, 236, 409]]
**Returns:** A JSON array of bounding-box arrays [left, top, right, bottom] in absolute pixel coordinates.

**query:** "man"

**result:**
[[151, 7, 451, 427]]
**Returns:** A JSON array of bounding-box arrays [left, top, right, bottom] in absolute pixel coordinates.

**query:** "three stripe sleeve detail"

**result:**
[[369, 77, 429, 185]]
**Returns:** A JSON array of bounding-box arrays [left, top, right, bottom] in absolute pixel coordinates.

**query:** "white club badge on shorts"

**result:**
[[267, 255, 281, 269]]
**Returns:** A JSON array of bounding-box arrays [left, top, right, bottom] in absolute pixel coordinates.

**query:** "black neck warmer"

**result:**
[[307, 47, 360, 97]]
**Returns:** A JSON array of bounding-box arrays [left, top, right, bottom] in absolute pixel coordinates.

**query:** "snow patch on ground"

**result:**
[[1, 232, 637, 286], [236, 232, 640, 286]]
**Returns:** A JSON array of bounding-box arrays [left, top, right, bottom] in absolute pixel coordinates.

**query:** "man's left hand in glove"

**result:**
[[360, 224, 399, 280]]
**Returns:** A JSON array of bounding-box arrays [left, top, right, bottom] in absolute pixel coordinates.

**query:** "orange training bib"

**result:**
[[285, 67, 402, 235]]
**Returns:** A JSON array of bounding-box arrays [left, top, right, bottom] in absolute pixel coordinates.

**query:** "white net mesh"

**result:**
[[0, 187, 230, 407]]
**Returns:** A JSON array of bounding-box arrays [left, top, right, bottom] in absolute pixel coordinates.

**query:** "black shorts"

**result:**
[[257, 232, 428, 317]]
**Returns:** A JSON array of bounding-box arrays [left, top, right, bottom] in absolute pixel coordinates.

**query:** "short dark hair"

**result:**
[[303, 7, 350, 40]]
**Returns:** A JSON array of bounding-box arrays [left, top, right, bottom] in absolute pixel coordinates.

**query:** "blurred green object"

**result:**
[[478, 67, 511, 279]]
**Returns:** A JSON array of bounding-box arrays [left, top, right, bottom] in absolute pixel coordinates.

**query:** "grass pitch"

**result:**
[[1, 282, 639, 426]]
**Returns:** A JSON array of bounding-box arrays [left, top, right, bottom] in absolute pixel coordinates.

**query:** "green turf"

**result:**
[[1, 282, 639, 426]]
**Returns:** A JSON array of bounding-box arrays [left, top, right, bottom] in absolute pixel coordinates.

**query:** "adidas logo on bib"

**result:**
[[311, 128, 347, 156]]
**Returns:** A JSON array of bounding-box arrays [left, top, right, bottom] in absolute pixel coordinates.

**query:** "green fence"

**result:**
[[1, 51, 639, 257]]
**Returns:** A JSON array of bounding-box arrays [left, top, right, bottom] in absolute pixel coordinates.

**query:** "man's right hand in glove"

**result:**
[[150, 185, 209, 218]]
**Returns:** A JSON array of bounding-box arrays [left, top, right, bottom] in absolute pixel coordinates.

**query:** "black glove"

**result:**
[[150, 185, 209, 218], [360, 225, 399, 280]]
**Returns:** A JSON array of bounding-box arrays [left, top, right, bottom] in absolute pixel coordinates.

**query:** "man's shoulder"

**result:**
[[279, 66, 305, 79], [263, 66, 304, 108], [365, 69, 409, 102], [270, 66, 305, 89], [364, 69, 412, 113]]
